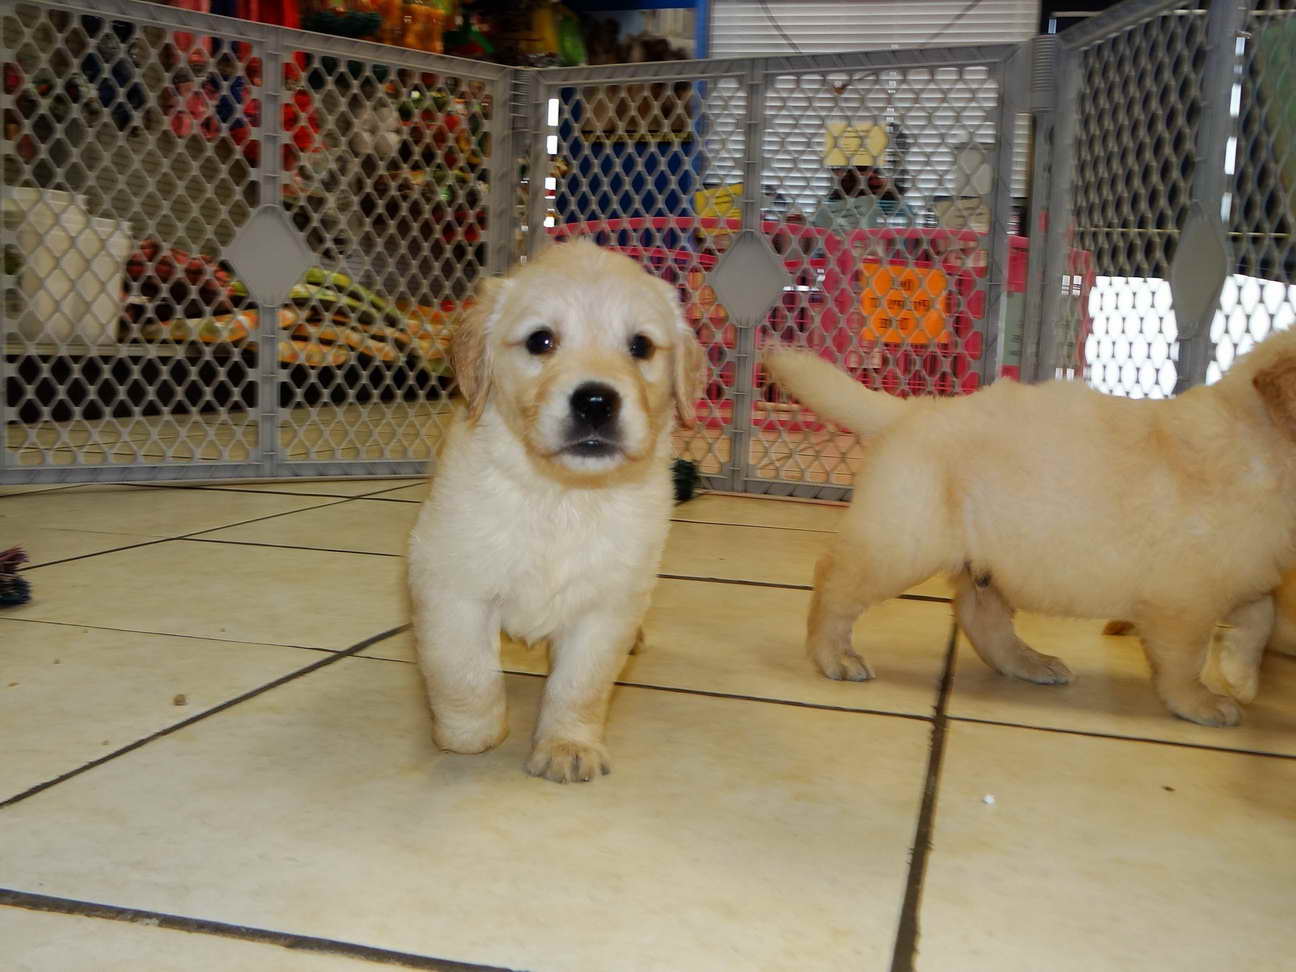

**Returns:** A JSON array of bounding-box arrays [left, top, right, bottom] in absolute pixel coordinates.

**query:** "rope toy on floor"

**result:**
[[0, 547, 30, 606], [672, 459, 699, 504]]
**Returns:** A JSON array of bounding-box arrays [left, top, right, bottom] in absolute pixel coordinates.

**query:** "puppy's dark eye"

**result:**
[[525, 328, 556, 355], [629, 334, 655, 360]]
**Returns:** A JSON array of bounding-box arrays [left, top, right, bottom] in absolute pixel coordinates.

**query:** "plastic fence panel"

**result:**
[[1061, 1, 1209, 397], [1, 0, 508, 483], [1210, 0, 1296, 381], [749, 53, 1018, 494], [538, 63, 750, 488]]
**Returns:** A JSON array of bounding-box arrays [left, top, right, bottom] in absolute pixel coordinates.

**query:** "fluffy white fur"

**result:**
[[764, 329, 1296, 727], [407, 240, 704, 782]]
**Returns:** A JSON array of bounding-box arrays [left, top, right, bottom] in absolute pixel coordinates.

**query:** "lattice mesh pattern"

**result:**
[[1210, 0, 1296, 381], [544, 72, 748, 482], [3, 6, 263, 466], [1064, 3, 1208, 397], [2, 1, 502, 478], [273, 56, 490, 464], [751, 62, 1009, 489]]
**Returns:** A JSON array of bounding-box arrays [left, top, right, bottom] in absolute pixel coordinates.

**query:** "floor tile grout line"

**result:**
[[343, 495, 844, 535], [177, 498, 357, 541], [0, 624, 409, 811], [141, 482, 426, 501], [347, 650, 936, 722], [357, 482, 428, 499], [21, 514, 943, 603], [0, 889, 515, 972], [946, 715, 1296, 761], [658, 572, 952, 602], [181, 537, 403, 559], [0, 616, 337, 655], [889, 617, 959, 972], [20, 497, 356, 572], [500, 668, 936, 721], [0, 484, 83, 499], [668, 516, 838, 534], [58, 535, 950, 603], [20, 536, 175, 572], [158, 485, 372, 499]]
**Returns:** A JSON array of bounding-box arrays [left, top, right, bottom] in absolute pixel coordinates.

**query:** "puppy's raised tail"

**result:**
[[762, 349, 908, 437]]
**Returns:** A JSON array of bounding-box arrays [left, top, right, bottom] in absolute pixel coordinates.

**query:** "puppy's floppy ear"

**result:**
[[1253, 355, 1296, 440], [674, 327, 706, 427], [654, 277, 705, 426], [451, 276, 509, 423]]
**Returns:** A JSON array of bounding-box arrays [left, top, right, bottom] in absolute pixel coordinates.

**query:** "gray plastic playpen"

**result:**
[[2, 0, 1293, 500]]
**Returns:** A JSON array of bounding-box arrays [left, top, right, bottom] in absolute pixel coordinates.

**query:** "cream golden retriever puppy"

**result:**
[[407, 240, 703, 782], [764, 330, 1296, 727]]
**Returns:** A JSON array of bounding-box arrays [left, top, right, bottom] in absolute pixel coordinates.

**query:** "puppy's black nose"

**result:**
[[570, 382, 620, 429]]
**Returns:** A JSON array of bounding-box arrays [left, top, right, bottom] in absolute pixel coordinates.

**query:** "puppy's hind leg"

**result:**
[[806, 544, 881, 682], [1205, 594, 1273, 704], [1139, 612, 1241, 727], [953, 572, 1072, 684], [807, 525, 948, 683]]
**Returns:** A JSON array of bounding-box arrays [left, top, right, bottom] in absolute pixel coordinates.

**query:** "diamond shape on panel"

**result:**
[[707, 231, 792, 325], [226, 206, 315, 307], [1170, 204, 1229, 340]]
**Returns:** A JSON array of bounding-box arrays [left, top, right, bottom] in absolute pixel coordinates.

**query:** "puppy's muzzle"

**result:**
[[564, 382, 622, 457]]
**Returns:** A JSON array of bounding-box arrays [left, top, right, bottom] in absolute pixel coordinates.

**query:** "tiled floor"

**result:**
[[2, 483, 1294, 971]]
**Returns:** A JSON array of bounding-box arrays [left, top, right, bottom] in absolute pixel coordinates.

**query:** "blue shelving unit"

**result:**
[[563, 0, 710, 59], [554, 0, 710, 228]]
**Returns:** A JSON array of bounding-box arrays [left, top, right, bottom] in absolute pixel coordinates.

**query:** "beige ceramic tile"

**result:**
[[948, 615, 1296, 756], [663, 519, 952, 599], [0, 485, 336, 539], [197, 478, 424, 497], [662, 520, 827, 587], [0, 620, 320, 802], [371, 578, 952, 716], [7, 541, 405, 650], [673, 493, 845, 532], [0, 484, 80, 497], [202, 499, 418, 556], [0, 660, 929, 972], [14, 526, 156, 566], [0, 907, 379, 971], [361, 482, 427, 502], [920, 721, 1296, 971], [361, 483, 845, 521]]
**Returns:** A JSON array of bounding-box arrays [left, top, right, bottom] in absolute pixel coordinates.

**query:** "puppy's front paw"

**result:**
[[433, 717, 508, 755], [812, 643, 875, 682], [1167, 689, 1242, 728], [526, 738, 610, 783]]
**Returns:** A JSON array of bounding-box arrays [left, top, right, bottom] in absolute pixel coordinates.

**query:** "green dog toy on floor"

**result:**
[[1, 547, 30, 606]]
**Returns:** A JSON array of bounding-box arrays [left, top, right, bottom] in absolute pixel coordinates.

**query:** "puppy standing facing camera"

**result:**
[[407, 241, 704, 783]]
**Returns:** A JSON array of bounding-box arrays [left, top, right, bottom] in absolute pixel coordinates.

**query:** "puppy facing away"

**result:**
[[407, 240, 704, 782], [764, 330, 1296, 727], [1104, 568, 1296, 703]]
